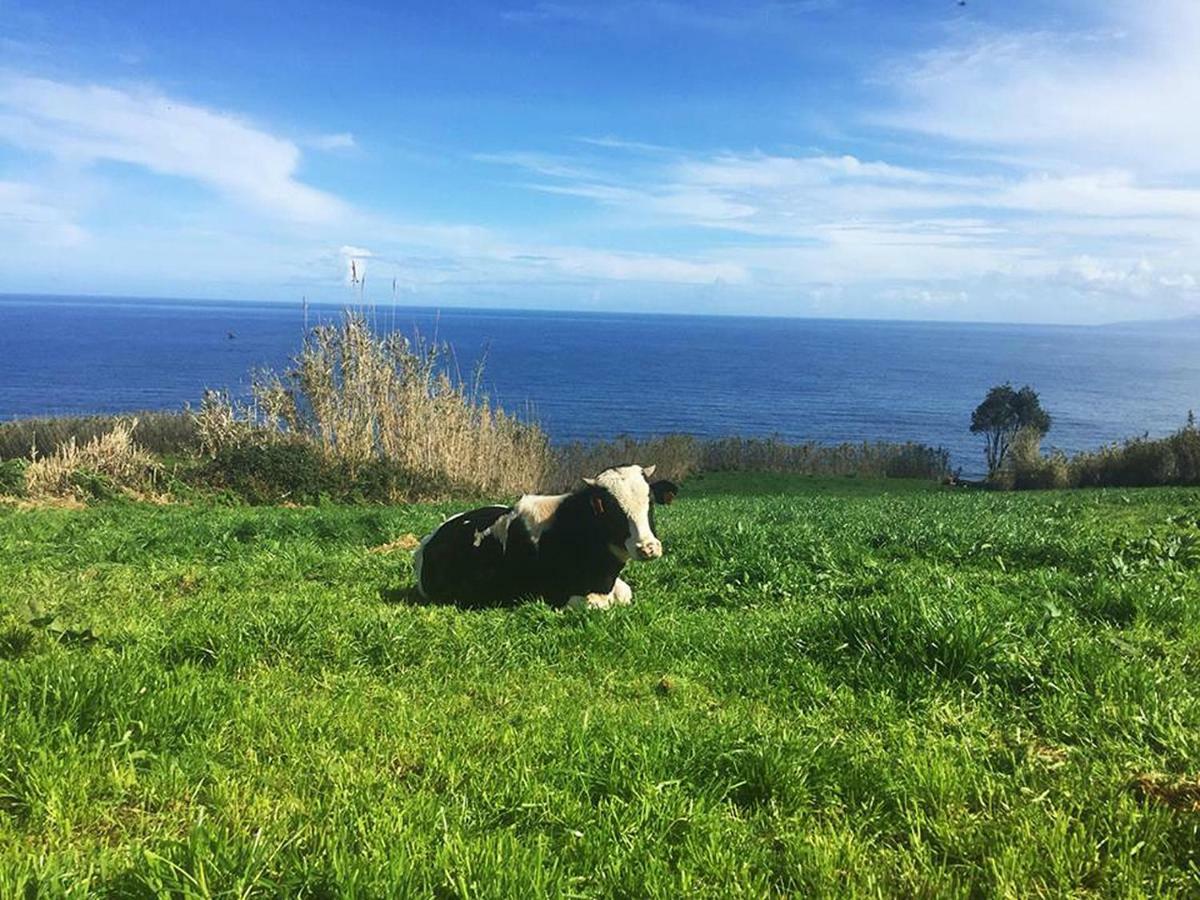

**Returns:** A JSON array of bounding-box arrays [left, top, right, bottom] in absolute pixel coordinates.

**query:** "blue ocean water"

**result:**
[[2, 294, 1198, 477]]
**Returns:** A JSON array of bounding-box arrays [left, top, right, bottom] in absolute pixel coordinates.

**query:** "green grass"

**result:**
[[2, 474, 1200, 897]]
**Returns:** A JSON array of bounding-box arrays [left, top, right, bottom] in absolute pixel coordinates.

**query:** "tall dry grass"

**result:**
[[199, 313, 552, 499], [0, 411, 198, 460], [990, 415, 1200, 491], [1066, 415, 1200, 489], [549, 434, 701, 490], [997, 427, 1069, 490], [701, 436, 951, 479], [548, 434, 949, 489], [23, 418, 161, 500], [193, 390, 257, 459]]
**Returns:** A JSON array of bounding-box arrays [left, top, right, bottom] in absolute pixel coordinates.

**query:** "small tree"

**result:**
[[970, 383, 1051, 478]]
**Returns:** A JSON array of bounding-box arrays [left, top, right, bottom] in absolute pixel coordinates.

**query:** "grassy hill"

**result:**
[[2, 474, 1199, 896]]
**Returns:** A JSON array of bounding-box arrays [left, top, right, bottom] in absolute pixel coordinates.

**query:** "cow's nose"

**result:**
[[636, 539, 662, 560]]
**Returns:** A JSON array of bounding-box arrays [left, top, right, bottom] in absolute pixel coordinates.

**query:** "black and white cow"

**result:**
[[413, 464, 679, 609]]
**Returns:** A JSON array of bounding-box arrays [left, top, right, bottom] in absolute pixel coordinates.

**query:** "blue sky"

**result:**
[[1, 0, 1198, 323]]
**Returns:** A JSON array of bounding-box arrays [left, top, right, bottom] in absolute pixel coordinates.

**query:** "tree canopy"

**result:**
[[970, 383, 1051, 477]]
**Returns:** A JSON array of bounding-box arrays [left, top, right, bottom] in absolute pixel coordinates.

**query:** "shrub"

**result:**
[[196, 313, 551, 502], [549, 434, 701, 491], [884, 443, 954, 480], [69, 470, 123, 502], [200, 441, 327, 505], [1003, 427, 1070, 491], [1167, 414, 1200, 483], [0, 411, 198, 460], [193, 390, 258, 459], [0, 459, 27, 497], [195, 440, 459, 504], [545, 434, 951, 492], [700, 436, 950, 480], [1069, 417, 1200, 488], [1012, 456, 1070, 490], [340, 456, 458, 503], [23, 419, 161, 501]]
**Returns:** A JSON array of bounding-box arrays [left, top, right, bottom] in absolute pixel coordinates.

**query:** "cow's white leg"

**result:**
[[611, 578, 633, 606], [566, 592, 615, 611]]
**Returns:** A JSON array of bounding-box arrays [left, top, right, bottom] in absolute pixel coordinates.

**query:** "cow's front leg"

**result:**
[[566, 591, 614, 611], [564, 578, 633, 611], [611, 577, 633, 606]]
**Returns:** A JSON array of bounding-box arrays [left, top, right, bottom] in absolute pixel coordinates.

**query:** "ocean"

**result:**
[[2, 294, 1198, 478]]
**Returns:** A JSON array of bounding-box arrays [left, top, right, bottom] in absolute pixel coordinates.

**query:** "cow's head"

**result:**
[[584, 464, 678, 562]]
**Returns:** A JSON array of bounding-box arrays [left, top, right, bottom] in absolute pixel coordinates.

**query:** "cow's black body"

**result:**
[[414, 505, 523, 606], [415, 474, 678, 608]]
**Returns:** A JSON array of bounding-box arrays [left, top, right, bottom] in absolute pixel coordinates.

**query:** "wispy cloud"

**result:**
[[0, 71, 744, 296], [1056, 256, 1198, 301], [0, 180, 88, 246], [498, 244, 745, 284], [3, 0, 1199, 322], [0, 74, 348, 222], [473, 151, 606, 181], [877, 0, 1200, 177], [478, 133, 1200, 309], [307, 132, 357, 152]]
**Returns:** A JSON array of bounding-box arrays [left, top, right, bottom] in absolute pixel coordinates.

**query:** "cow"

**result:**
[[412, 464, 679, 609]]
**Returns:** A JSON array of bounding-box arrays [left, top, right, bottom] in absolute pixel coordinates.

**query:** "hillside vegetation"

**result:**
[[0, 312, 951, 506], [2, 313, 1197, 499], [2, 474, 1199, 896]]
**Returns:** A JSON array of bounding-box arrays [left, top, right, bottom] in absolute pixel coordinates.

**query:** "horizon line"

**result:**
[[0, 290, 1189, 331]]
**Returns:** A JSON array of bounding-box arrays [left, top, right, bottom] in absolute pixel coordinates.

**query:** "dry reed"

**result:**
[[0, 411, 198, 460], [199, 313, 552, 499], [24, 418, 162, 500], [548, 434, 701, 490], [701, 435, 950, 479]]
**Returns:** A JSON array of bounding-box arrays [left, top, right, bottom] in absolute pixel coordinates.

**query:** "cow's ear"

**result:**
[[642, 464, 656, 479], [650, 480, 678, 505]]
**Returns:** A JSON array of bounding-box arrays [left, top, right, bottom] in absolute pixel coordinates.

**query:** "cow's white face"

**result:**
[[591, 464, 662, 561]]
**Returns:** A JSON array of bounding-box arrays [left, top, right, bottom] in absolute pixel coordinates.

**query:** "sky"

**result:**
[[1, 0, 1199, 323]]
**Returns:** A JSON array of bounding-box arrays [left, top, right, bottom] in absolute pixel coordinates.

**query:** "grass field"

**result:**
[[2, 473, 1199, 896]]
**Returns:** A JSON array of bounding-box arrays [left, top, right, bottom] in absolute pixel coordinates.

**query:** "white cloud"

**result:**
[[878, 0, 1200, 177], [996, 172, 1200, 219], [510, 245, 744, 284], [475, 151, 605, 181], [877, 285, 969, 309], [1058, 256, 1198, 301], [496, 150, 984, 235], [0, 71, 747, 300], [5, 0, 1200, 325], [0, 180, 88, 246], [480, 137, 1200, 312], [678, 153, 950, 189], [308, 132, 357, 151], [479, 0, 1200, 314], [0, 74, 347, 222]]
